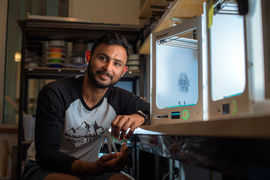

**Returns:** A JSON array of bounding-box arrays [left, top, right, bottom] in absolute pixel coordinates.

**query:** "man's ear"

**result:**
[[121, 66, 128, 77], [85, 50, 91, 64]]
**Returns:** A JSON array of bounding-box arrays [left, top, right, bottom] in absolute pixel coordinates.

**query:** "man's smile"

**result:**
[[97, 71, 113, 80]]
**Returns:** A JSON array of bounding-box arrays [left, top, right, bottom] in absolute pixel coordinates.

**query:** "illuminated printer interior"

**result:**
[[151, 15, 206, 124], [210, 14, 246, 101], [155, 30, 199, 109]]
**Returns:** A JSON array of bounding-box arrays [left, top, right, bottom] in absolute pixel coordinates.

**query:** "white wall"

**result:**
[[0, 0, 18, 158], [69, 0, 140, 25]]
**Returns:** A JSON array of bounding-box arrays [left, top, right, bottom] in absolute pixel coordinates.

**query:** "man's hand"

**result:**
[[71, 143, 128, 175], [94, 143, 128, 174], [111, 114, 144, 140]]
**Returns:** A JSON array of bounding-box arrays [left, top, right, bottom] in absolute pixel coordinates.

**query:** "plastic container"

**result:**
[[70, 57, 85, 63], [48, 40, 65, 47], [129, 54, 140, 60], [127, 60, 140, 65], [23, 115, 35, 142], [49, 53, 62, 58], [47, 47, 65, 53], [49, 48, 62, 52], [73, 51, 85, 57], [72, 43, 87, 52], [128, 65, 140, 70]]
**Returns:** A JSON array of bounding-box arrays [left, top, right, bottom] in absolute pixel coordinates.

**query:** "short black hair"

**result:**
[[91, 31, 130, 60]]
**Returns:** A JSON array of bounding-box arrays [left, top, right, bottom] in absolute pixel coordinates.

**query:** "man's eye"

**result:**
[[100, 57, 106, 61], [114, 62, 121, 67]]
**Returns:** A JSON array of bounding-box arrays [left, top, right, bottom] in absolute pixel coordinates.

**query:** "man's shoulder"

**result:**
[[108, 86, 133, 96], [41, 76, 84, 95], [46, 76, 83, 88]]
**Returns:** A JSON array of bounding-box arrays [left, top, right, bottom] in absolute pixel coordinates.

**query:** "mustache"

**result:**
[[97, 70, 113, 79]]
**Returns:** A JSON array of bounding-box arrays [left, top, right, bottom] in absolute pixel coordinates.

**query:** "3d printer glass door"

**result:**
[[155, 31, 199, 109], [210, 14, 246, 101]]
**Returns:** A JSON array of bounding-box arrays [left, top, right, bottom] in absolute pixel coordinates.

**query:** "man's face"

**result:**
[[87, 43, 128, 89]]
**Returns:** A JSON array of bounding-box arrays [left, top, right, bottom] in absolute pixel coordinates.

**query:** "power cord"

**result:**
[[162, 172, 174, 180], [162, 167, 179, 180]]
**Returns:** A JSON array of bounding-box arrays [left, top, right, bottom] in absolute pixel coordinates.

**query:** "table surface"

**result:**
[[135, 111, 270, 139]]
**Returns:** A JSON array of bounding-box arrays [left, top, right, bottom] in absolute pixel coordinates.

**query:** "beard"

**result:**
[[87, 64, 121, 89]]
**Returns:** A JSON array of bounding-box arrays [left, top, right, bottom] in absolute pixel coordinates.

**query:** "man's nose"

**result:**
[[103, 61, 113, 72]]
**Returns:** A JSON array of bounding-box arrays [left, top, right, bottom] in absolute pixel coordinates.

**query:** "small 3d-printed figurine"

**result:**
[[178, 73, 190, 93], [102, 127, 117, 154]]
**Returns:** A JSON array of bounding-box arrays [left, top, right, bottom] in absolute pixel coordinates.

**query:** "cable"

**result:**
[[162, 161, 180, 180], [162, 171, 174, 180]]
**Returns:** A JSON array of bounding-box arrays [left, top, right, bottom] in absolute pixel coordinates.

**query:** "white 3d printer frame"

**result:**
[[150, 15, 208, 125]]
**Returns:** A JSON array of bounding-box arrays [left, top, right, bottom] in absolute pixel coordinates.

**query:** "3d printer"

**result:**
[[150, 14, 207, 125], [150, 0, 270, 125]]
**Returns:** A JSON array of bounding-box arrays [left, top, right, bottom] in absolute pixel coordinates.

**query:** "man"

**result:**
[[21, 32, 150, 180]]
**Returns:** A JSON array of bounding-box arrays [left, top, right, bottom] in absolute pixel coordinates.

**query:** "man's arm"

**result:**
[[35, 85, 78, 173], [111, 88, 150, 140]]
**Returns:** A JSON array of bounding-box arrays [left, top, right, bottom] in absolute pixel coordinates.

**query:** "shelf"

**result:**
[[24, 67, 87, 79], [17, 19, 141, 43], [0, 128, 18, 133], [22, 141, 32, 145], [139, 0, 167, 20], [22, 141, 32, 148], [139, 0, 206, 54], [24, 67, 140, 79]]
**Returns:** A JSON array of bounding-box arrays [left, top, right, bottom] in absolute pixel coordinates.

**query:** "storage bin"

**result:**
[[23, 115, 35, 142]]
